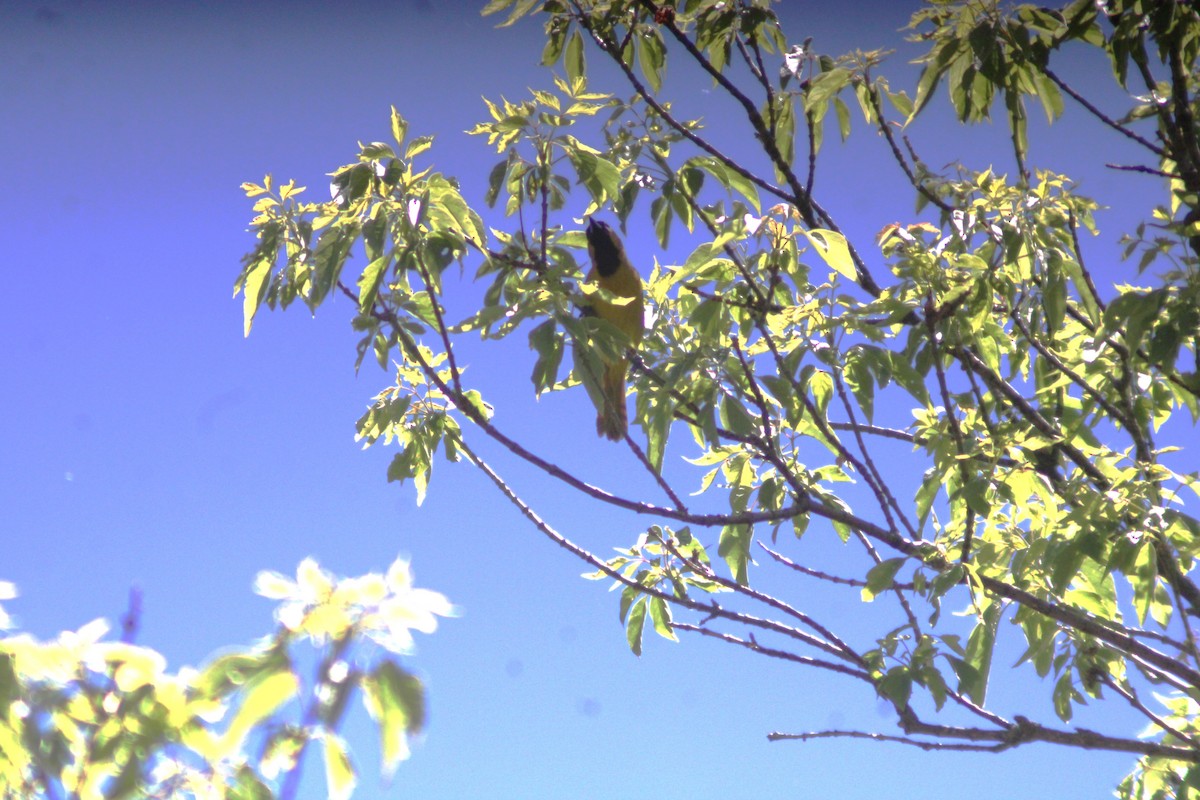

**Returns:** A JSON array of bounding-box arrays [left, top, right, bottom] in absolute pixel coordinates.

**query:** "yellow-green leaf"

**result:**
[[221, 669, 298, 756], [800, 228, 856, 281], [322, 733, 357, 800], [241, 259, 272, 337]]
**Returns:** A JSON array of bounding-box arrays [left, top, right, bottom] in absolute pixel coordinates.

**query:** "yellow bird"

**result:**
[[581, 218, 644, 441]]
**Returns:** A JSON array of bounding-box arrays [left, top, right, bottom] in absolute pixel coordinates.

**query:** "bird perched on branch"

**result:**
[[579, 218, 644, 441]]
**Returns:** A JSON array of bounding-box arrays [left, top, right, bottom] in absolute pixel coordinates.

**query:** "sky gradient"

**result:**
[[1, 1, 1173, 797]]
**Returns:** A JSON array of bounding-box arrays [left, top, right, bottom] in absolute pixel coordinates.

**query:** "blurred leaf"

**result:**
[[322, 733, 357, 800], [221, 669, 299, 756], [362, 659, 426, 776]]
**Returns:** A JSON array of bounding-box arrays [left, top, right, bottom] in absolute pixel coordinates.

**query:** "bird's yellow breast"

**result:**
[[589, 265, 645, 345]]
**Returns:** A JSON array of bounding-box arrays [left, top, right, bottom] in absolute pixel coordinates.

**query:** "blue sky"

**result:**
[[0, 1, 1173, 797]]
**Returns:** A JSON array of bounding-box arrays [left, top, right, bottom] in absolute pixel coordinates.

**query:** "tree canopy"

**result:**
[[231, 0, 1200, 797]]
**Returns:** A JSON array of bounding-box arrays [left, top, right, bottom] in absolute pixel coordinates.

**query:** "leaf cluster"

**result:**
[[0, 558, 448, 800]]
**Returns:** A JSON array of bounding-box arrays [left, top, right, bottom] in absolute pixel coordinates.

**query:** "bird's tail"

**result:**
[[596, 360, 629, 441]]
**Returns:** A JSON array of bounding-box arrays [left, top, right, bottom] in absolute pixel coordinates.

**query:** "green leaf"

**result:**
[[878, 666, 912, 707], [357, 256, 390, 313], [803, 67, 851, 116], [322, 733, 357, 800], [961, 476, 991, 517], [311, 223, 359, 308], [1103, 289, 1164, 354], [772, 93, 796, 176], [228, 768, 273, 800], [405, 135, 435, 160], [687, 157, 760, 212], [955, 604, 999, 705], [480, 0, 515, 16], [570, 151, 621, 208], [626, 598, 647, 656], [805, 368, 833, 417], [362, 660, 425, 776], [843, 348, 875, 422], [637, 29, 666, 93], [862, 558, 904, 602], [390, 106, 408, 148], [718, 524, 752, 585], [648, 596, 678, 641], [529, 319, 564, 395], [909, 39, 961, 122], [488, 0, 540, 27], [720, 393, 758, 436], [0, 654, 16, 709], [833, 95, 852, 141], [564, 29, 586, 84]]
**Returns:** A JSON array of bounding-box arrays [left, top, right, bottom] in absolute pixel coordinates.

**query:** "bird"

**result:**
[[579, 218, 644, 441]]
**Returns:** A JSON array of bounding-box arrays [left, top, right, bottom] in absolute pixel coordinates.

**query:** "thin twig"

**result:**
[[1067, 209, 1106, 314], [568, 2, 791, 205], [1106, 163, 1181, 178], [926, 295, 975, 561], [731, 334, 776, 442], [674, 623, 871, 680], [119, 585, 143, 645], [768, 728, 1010, 752], [458, 438, 872, 656], [1101, 673, 1199, 747], [867, 84, 953, 214], [671, 543, 864, 666], [828, 340, 918, 539], [623, 431, 689, 512], [413, 251, 463, 395], [759, 542, 878, 588], [1043, 67, 1164, 157]]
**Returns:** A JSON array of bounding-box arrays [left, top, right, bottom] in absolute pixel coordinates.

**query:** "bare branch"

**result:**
[[671, 543, 864, 667], [457, 438, 870, 657], [623, 432, 688, 512], [866, 84, 954, 214], [768, 728, 1008, 752], [119, 585, 143, 645], [1106, 163, 1181, 178], [674, 623, 870, 681], [1043, 66, 1165, 158]]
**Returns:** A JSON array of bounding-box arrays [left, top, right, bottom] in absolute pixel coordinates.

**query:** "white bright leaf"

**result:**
[[104, 644, 167, 692], [296, 558, 333, 601], [800, 228, 856, 281], [253, 570, 296, 600], [385, 558, 413, 591]]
